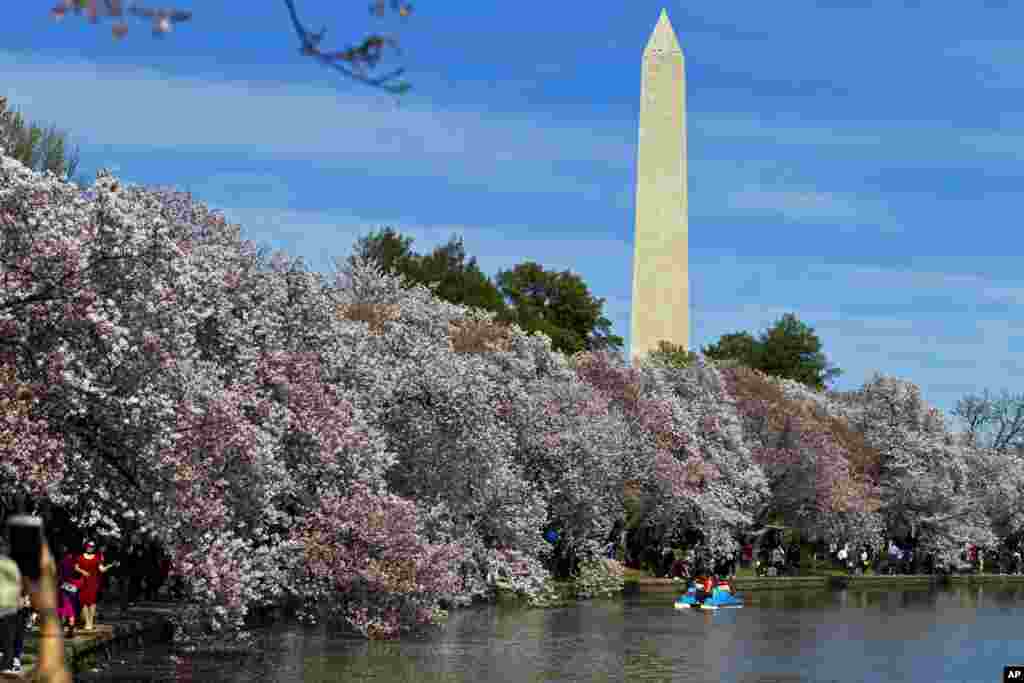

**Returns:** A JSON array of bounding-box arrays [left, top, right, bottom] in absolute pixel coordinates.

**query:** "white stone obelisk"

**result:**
[[630, 9, 689, 362]]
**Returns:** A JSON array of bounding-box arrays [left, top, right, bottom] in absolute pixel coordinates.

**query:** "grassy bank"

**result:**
[[622, 570, 1024, 593]]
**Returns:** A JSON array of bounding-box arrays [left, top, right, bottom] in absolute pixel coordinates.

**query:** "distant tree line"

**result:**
[[651, 313, 843, 392], [351, 228, 853, 394]]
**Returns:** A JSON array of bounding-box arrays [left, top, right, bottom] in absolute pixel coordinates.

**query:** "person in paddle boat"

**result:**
[[677, 573, 742, 609], [696, 575, 714, 605], [679, 575, 704, 602]]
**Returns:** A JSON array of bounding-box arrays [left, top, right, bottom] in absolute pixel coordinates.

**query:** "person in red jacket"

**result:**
[[693, 575, 715, 605], [74, 541, 118, 632]]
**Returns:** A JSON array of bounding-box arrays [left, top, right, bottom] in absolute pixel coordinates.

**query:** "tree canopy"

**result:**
[[702, 313, 842, 391], [496, 262, 623, 356], [349, 226, 418, 276], [0, 96, 82, 182], [351, 229, 623, 357], [350, 227, 509, 318]]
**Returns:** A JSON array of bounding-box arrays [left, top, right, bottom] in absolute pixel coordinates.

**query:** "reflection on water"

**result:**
[[76, 584, 1024, 682]]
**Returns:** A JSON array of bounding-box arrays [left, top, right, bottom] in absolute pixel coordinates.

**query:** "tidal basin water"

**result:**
[[78, 584, 1024, 682]]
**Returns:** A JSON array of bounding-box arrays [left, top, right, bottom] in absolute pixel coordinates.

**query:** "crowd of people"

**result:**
[[826, 538, 1024, 576], [0, 531, 180, 678], [615, 529, 1024, 582]]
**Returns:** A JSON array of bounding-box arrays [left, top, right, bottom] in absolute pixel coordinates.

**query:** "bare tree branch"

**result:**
[[953, 388, 1024, 452], [952, 391, 992, 446], [49, 0, 413, 93]]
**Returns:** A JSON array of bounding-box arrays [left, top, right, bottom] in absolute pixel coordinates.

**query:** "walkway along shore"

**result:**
[[624, 573, 1024, 593], [4, 602, 176, 679]]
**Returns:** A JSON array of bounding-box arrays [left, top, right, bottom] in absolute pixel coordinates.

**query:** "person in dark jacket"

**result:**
[[119, 542, 146, 609], [0, 538, 23, 675], [786, 543, 801, 576], [144, 544, 166, 601]]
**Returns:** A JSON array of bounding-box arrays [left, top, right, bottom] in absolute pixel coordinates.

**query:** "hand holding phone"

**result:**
[[28, 540, 72, 683], [5, 515, 43, 581]]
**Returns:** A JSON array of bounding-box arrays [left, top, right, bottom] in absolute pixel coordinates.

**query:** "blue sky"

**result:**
[[2, 1, 1023, 423]]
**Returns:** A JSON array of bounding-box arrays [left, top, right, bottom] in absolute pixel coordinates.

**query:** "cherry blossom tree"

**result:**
[[573, 351, 770, 558], [720, 365, 881, 546], [0, 151, 448, 636], [972, 446, 1024, 543], [836, 375, 996, 564], [293, 483, 464, 639], [505, 372, 640, 575]]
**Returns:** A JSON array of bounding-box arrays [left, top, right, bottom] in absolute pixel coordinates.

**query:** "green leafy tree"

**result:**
[[702, 331, 760, 367], [703, 313, 841, 391], [496, 261, 623, 356], [350, 228, 508, 317], [415, 237, 509, 318], [352, 231, 622, 356], [0, 96, 82, 180], [350, 227, 419, 279]]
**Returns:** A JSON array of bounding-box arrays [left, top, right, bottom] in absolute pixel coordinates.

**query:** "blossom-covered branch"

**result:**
[[48, 0, 413, 93]]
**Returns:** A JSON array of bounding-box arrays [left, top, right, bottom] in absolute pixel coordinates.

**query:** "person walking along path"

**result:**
[[74, 541, 118, 632]]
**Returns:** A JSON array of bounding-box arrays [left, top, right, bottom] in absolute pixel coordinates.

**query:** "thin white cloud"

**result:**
[[689, 304, 1020, 413], [697, 116, 884, 147], [677, 257, 1024, 413], [942, 40, 1024, 88], [694, 112, 1024, 171], [0, 52, 633, 183], [691, 256, 1024, 317], [214, 203, 632, 304], [171, 198, 1024, 414], [533, 63, 565, 75], [724, 187, 890, 224]]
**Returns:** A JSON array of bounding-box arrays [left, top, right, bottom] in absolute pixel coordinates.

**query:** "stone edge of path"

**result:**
[[14, 604, 177, 679]]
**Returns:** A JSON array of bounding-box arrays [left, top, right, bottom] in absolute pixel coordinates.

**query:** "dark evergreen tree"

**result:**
[[350, 228, 508, 318], [0, 96, 82, 181], [351, 230, 623, 356], [496, 261, 623, 356], [703, 313, 841, 391]]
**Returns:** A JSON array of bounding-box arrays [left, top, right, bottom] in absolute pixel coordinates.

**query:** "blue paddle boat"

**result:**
[[674, 580, 744, 610]]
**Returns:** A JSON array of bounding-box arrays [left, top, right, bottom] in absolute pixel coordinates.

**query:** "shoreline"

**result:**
[[14, 573, 1018, 676], [14, 602, 176, 679], [624, 573, 1024, 593]]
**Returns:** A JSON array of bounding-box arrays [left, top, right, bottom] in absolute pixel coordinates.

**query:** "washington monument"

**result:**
[[630, 9, 689, 361]]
